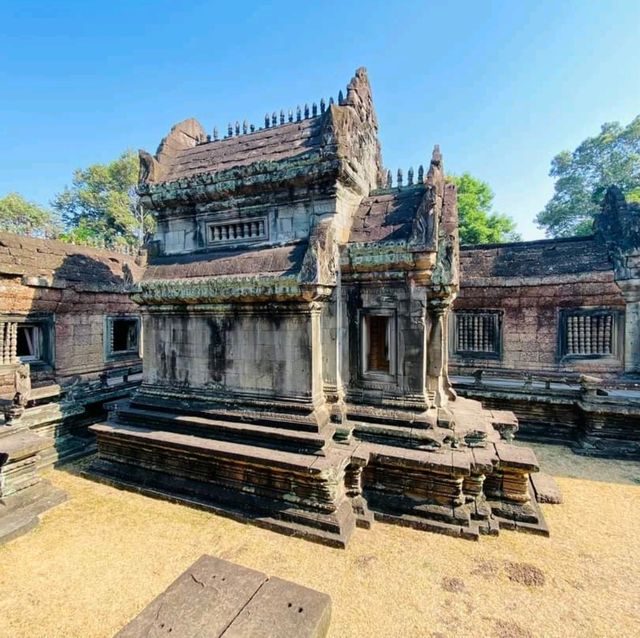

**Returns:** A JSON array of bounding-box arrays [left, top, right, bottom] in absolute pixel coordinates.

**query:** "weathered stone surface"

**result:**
[[116, 555, 268, 638], [223, 576, 331, 638], [531, 472, 563, 504], [116, 556, 331, 638]]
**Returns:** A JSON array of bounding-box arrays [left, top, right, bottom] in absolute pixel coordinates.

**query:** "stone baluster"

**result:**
[[9, 323, 18, 364]]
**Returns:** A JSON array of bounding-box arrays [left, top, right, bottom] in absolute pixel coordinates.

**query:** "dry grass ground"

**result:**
[[1, 444, 639, 638]]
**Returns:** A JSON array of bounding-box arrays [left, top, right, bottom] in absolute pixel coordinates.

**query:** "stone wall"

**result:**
[[142, 305, 321, 403], [451, 236, 627, 377]]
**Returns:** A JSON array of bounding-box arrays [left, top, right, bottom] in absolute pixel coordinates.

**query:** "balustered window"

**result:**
[[0, 315, 53, 367], [207, 217, 268, 245], [559, 309, 621, 360], [453, 311, 502, 359]]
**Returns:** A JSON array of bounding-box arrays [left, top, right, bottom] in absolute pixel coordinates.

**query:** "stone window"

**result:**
[[16, 325, 42, 362], [0, 316, 53, 367], [453, 311, 501, 359], [106, 317, 140, 359], [559, 309, 621, 359], [207, 217, 267, 245], [361, 312, 396, 377]]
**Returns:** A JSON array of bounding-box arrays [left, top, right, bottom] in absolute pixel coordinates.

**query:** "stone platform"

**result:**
[[0, 423, 67, 545], [84, 394, 552, 547]]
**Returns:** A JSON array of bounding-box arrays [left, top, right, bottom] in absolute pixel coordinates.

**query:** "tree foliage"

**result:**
[[450, 173, 520, 245], [53, 150, 154, 249], [536, 115, 640, 237], [0, 192, 59, 237]]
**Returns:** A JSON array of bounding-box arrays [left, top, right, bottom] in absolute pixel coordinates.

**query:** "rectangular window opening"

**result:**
[[16, 325, 42, 362], [365, 315, 391, 374], [111, 318, 139, 354]]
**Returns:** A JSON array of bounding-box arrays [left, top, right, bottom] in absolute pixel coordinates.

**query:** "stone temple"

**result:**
[[86, 68, 548, 546]]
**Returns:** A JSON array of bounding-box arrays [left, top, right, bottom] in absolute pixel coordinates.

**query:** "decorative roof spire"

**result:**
[[288, 109, 293, 123], [417, 164, 424, 182], [329, 96, 335, 106], [312, 102, 318, 117], [386, 170, 392, 188], [296, 106, 302, 122], [228, 122, 233, 137], [320, 98, 326, 113], [242, 120, 248, 134], [213, 126, 219, 141], [397, 168, 403, 187], [304, 103, 310, 119], [338, 90, 344, 105], [250, 124, 255, 133], [407, 167, 414, 186], [271, 112, 277, 127], [280, 109, 285, 125], [264, 113, 270, 128], [235, 121, 240, 136]]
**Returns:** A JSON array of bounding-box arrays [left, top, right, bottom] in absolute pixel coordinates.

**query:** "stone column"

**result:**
[[623, 298, 640, 373], [426, 299, 449, 407]]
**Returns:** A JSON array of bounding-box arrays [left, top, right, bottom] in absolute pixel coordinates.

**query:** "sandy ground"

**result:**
[[1, 444, 639, 638]]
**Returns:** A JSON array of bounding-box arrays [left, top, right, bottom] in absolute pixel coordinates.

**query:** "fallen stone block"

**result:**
[[115, 555, 331, 638]]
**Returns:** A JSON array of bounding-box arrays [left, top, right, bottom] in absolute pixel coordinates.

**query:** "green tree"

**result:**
[[450, 173, 520, 245], [53, 150, 154, 250], [0, 192, 59, 237], [536, 115, 640, 237]]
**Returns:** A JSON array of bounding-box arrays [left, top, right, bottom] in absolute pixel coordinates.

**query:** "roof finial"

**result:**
[[296, 106, 302, 122], [418, 164, 424, 182], [280, 109, 285, 125], [386, 170, 393, 188], [271, 112, 277, 127], [250, 124, 255, 133], [320, 98, 326, 113], [329, 96, 335, 106], [338, 90, 344, 105], [397, 169, 403, 187], [304, 104, 310, 119], [288, 109, 293, 123], [407, 167, 414, 186], [242, 120, 248, 135], [206, 134, 211, 142], [265, 113, 270, 128], [235, 121, 240, 136], [228, 122, 233, 137], [213, 126, 219, 141], [312, 102, 318, 117]]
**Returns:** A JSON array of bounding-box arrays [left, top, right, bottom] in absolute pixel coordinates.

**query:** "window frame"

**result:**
[[558, 307, 623, 362], [359, 308, 397, 382], [0, 313, 54, 369], [105, 315, 141, 361], [452, 310, 503, 360], [205, 216, 268, 247]]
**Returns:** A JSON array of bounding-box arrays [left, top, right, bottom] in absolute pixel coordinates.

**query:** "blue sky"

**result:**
[[1, 1, 639, 239]]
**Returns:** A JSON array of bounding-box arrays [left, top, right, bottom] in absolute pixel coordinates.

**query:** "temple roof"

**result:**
[[143, 242, 308, 281], [0, 232, 141, 291], [459, 236, 613, 279], [155, 117, 325, 184], [349, 187, 425, 243]]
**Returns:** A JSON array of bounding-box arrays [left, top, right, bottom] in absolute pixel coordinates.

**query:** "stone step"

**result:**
[[346, 405, 437, 429], [130, 394, 325, 433], [352, 420, 451, 450], [114, 405, 330, 453], [90, 422, 337, 474]]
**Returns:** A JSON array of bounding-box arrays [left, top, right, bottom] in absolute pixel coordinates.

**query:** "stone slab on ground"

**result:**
[[222, 576, 332, 638], [115, 555, 331, 638], [531, 472, 563, 504]]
